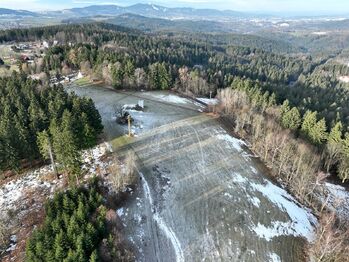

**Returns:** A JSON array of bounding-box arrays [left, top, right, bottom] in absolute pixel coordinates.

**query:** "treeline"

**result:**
[[25, 178, 133, 262], [222, 77, 349, 183], [3, 23, 349, 179], [258, 63, 349, 129], [0, 72, 103, 174], [11, 23, 348, 130], [0, 23, 139, 43], [218, 80, 349, 261], [219, 80, 320, 203], [176, 32, 306, 54], [33, 39, 349, 130]]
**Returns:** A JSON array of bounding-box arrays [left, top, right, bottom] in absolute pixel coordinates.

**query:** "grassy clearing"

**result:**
[[0, 65, 19, 77], [110, 135, 134, 151], [0, 45, 15, 58], [74, 76, 91, 86]]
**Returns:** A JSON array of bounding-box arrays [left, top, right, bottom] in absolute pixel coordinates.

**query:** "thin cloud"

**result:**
[[72, 0, 97, 3], [0, 0, 38, 4], [177, 0, 210, 3], [72, 0, 120, 4], [1, 0, 38, 2]]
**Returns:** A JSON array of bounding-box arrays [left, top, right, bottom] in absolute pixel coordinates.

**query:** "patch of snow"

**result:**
[[312, 31, 327, 35], [279, 23, 290, 27], [325, 182, 349, 200], [0, 168, 52, 213], [117, 208, 125, 217], [150, 94, 190, 104], [268, 252, 281, 262], [242, 152, 256, 159], [250, 197, 261, 208], [250, 166, 258, 174], [320, 182, 349, 219], [152, 4, 159, 11], [197, 98, 219, 105], [134, 214, 142, 224], [6, 234, 17, 252], [250, 179, 316, 242], [253, 221, 301, 241], [10, 235, 17, 243], [231, 173, 248, 184], [193, 101, 205, 108], [249, 250, 256, 255], [339, 76, 349, 83], [6, 243, 16, 252], [105, 142, 113, 153], [216, 133, 245, 152], [0, 143, 110, 219], [122, 104, 137, 110], [224, 192, 233, 198]]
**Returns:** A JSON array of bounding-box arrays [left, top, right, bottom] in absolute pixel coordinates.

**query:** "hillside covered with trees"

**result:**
[[25, 177, 134, 262], [1, 23, 349, 182], [0, 72, 103, 175], [1, 18, 349, 262]]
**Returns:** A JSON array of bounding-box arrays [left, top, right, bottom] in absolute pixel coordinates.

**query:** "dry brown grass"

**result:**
[[0, 218, 9, 255], [109, 152, 138, 193], [1, 190, 46, 262]]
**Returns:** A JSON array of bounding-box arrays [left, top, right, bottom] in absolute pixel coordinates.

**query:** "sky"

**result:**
[[1, 0, 349, 15]]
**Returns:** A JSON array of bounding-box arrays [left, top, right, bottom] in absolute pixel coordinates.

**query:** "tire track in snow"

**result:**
[[107, 137, 183, 261], [139, 172, 185, 262]]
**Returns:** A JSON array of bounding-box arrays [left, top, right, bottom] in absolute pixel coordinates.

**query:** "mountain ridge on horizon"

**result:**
[[45, 3, 250, 20], [0, 3, 348, 21]]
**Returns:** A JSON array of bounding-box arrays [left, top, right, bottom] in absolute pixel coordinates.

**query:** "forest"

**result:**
[[0, 23, 348, 174], [0, 23, 349, 180], [1, 22, 349, 182], [25, 179, 106, 261], [0, 72, 103, 175], [25, 177, 134, 262]]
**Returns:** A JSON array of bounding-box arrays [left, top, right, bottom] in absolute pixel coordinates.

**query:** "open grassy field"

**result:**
[[68, 83, 315, 262]]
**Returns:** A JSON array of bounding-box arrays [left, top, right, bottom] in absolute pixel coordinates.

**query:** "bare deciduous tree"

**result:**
[[109, 152, 138, 193], [134, 68, 148, 89], [218, 88, 321, 201], [310, 213, 349, 262]]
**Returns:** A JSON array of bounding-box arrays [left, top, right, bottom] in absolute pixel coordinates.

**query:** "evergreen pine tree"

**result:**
[[281, 107, 301, 130], [89, 250, 98, 262]]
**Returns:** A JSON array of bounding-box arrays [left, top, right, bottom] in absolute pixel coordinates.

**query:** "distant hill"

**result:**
[[104, 13, 234, 33], [48, 5, 124, 18], [47, 3, 248, 20], [0, 8, 38, 17], [62, 13, 260, 33], [61, 15, 303, 54]]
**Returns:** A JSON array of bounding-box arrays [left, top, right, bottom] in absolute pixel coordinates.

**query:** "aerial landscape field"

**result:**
[[1, 0, 349, 262]]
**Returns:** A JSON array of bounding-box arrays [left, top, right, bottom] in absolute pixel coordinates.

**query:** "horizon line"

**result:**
[[2, 3, 349, 17]]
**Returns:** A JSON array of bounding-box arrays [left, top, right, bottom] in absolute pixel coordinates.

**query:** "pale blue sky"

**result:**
[[1, 0, 349, 15]]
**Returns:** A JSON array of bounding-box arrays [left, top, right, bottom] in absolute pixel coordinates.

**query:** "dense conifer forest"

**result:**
[[25, 178, 134, 262], [0, 72, 103, 174]]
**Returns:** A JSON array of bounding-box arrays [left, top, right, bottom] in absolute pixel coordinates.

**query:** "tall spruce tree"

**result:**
[[37, 130, 58, 176], [281, 107, 301, 130]]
